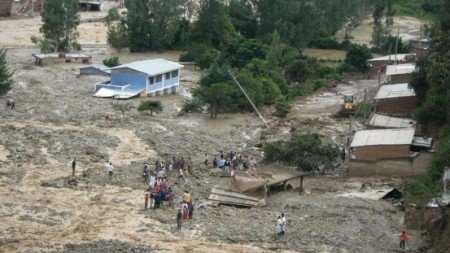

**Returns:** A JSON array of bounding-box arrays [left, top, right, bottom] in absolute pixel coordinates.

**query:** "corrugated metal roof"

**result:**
[[386, 63, 415, 76], [375, 83, 416, 99], [350, 129, 415, 147], [367, 54, 410, 62], [111, 58, 183, 76], [94, 87, 144, 99], [369, 114, 415, 128]]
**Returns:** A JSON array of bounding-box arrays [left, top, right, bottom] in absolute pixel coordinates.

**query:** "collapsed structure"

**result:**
[[209, 166, 305, 207], [32, 53, 92, 65], [368, 114, 416, 129]]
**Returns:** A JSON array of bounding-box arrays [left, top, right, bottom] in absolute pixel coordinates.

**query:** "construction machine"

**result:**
[[339, 95, 356, 117]]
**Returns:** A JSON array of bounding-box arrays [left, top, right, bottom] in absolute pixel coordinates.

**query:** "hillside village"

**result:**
[[1, 0, 450, 252]]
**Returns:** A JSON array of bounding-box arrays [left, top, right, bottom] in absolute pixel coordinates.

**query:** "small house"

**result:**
[[368, 114, 415, 129], [386, 63, 416, 84], [367, 54, 416, 71], [94, 58, 183, 99], [349, 129, 431, 178], [350, 129, 415, 161], [375, 83, 416, 115]]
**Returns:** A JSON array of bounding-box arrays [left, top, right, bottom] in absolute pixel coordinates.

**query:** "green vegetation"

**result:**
[[393, 0, 444, 20], [355, 100, 374, 119], [341, 44, 372, 73], [103, 56, 121, 68], [137, 100, 163, 116], [0, 48, 13, 96], [264, 134, 339, 172], [38, 0, 80, 52], [404, 1, 450, 195]]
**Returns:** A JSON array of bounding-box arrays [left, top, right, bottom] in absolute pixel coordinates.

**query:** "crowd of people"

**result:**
[[210, 151, 258, 175]]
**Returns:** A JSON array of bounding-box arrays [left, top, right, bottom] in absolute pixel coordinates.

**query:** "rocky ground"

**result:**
[[0, 5, 424, 253]]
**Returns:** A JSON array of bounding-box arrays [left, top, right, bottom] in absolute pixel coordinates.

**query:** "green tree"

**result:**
[[39, 0, 80, 52], [343, 44, 372, 73], [228, 0, 257, 38], [193, 82, 234, 118], [103, 56, 121, 67], [125, 0, 186, 52], [224, 38, 269, 68], [137, 100, 163, 115], [264, 134, 339, 172], [191, 0, 237, 48], [0, 48, 13, 96]]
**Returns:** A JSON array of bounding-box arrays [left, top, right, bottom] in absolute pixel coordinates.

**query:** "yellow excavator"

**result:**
[[339, 95, 356, 117]]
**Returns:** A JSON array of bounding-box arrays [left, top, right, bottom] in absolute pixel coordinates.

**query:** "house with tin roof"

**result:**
[[375, 83, 417, 115], [386, 63, 416, 84], [94, 58, 183, 99]]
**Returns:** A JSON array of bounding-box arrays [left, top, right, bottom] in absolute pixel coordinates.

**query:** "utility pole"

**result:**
[[394, 27, 400, 62], [228, 70, 270, 128]]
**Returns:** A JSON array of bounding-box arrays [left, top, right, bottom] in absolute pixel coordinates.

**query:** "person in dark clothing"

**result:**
[[340, 147, 346, 162], [188, 202, 194, 219], [72, 158, 76, 176], [176, 209, 183, 229]]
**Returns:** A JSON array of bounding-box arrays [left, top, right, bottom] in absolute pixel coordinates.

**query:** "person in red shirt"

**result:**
[[399, 231, 408, 249]]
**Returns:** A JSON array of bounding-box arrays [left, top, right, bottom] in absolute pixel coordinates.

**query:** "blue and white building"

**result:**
[[94, 58, 183, 99]]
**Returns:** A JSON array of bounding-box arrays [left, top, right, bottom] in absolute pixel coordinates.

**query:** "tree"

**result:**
[[193, 82, 234, 118], [103, 56, 121, 67], [137, 100, 163, 115], [264, 134, 339, 172], [343, 44, 372, 73], [111, 102, 134, 119], [124, 0, 186, 52], [191, 0, 237, 48], [39, 0, 80, 52], [0, 48, 13, 96], [228, 0, 257, 38]]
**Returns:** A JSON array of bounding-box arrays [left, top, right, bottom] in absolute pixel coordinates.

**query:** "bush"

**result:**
[[137, 100, 163, 116], [103, 56, 121, 67], [263, 133, 339, 171], [308, 37, 342, 50], [179, 44, 222, 69], [182, 99, 203, 113], [274, 97, 291, 118], [355, 100, 374, 119], [343, 44, 372, 73], [71, 42, 82, 51]]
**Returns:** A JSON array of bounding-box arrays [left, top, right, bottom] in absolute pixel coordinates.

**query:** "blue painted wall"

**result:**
[[111, 72, 147, 88]]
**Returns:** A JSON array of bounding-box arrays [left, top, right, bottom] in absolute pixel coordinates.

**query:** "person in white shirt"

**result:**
[[281, 213, 286, 236], [106, 162, 114, 180], [276, 216, 283, 236]]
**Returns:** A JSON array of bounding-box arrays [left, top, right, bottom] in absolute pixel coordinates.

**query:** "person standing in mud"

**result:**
[[176, 209, 183, 229], [281, 213, 286, 236], [187, 157, 193, 176], [204, 154, 208, 167], [71, 158, 76, 176], [276, 216, 283, 236], [399, 231, 408, 250], [106, 162, 114, 180]]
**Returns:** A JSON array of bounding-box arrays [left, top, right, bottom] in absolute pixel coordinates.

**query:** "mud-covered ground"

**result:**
[[0, 6, 424, 252]]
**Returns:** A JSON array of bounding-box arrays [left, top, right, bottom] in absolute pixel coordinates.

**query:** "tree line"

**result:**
[[403, 1, 450, 195]]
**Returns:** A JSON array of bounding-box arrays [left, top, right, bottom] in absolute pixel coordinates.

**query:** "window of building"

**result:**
[[171, 70, 178, 78], [149, 77, 154, 84], [165, 72, 171, 80], [156, 74, 162, 83]]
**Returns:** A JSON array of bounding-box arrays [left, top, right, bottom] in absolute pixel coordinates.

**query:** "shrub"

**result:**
[[355, 100, 374, 119], [182, 99, 203, 113], [103, 56, 120, 67], [344, 44, 372, 73], [137, 100, 163, 116], [274, 96, 291, 118], [308, 37, 342, 49]]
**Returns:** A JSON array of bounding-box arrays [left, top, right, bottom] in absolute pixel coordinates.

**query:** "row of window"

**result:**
[[149, 70, 178, 84]]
